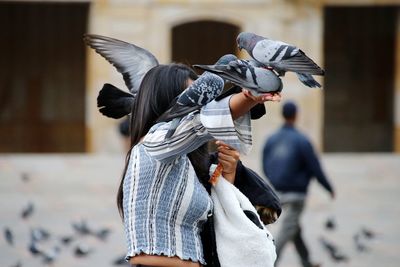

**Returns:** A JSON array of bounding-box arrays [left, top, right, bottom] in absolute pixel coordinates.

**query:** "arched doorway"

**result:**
[[172, 20, 240, 67]]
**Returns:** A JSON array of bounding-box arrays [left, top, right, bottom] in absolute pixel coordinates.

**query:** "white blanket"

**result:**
[[211, 176, 277, 267]]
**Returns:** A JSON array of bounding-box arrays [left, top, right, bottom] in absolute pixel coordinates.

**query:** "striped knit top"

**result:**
[[122, 96, 252, 264]]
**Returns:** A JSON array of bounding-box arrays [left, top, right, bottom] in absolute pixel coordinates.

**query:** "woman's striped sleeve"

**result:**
[[143, 95, 252, 162]]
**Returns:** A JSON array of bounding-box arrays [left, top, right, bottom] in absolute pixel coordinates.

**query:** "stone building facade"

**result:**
[[0, 0, 399, 155]]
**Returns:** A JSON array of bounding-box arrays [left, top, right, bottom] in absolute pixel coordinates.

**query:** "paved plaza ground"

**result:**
[[0, 154, 399, 267]]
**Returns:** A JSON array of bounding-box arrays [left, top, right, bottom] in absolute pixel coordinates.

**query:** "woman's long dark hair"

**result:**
[[117, 63, 199, 217]]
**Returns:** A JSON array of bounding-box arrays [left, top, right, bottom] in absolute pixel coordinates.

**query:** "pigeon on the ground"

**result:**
[[72, 220, 92, 235], [324, 216, 336, 231], [41, 246, 61, 265], [30, 227, 50, 243], [74, 243, 92, 257], [361, 227, 376, 239], [94, 228, 111, 241], [28, 240, 42, 256], [21, 202, 34, 220], [194, 59, 283, 95], [237, 32, 324, 88], [84, 34, 159, 119], [4, 227, 14, 246], [353, 233, 368, 252], [113, 254, 129, 265], [60, 235, 74, 246], [319, 236, 349, 262]]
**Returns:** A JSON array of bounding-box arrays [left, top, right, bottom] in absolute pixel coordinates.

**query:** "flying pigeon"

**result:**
[[237, 32, 324, 88], [84, 34, 159, 118], [194, 59, 283, 95]]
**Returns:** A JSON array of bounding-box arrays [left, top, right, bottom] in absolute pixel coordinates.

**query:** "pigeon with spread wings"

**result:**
[[83, 34, 159, 118]]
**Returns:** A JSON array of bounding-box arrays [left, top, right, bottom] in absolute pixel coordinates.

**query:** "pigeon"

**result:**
[[353, 233, 368, 252], [94, 228, 111, 241], [157, 72, 224, 139], [28, 240, 43, 256], [194, 59, 283, 95], [4, 227, 14, 246], [96, 83, 135, 119], [156, 54, 234, 138], [72, 220, 92, 235], [361, 227, 376, 239], [84, 34, 159, 118], [60, 235, 74, 246], [113, 254, 129, 265], [30, 227, 50, 243], [41, 246, 61, 265], [21, 202, 34, 219], [237, 32, 324, 88], [324, 216, 336, 231], [74, 243, 92, 257], [319, 236, 349, 262]]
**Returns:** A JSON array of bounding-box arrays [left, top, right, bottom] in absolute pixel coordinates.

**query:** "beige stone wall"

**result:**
[[86, 0, 326, 155], [81, 0, 400, 154]]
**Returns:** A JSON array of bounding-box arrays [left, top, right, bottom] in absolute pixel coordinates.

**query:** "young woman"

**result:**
[[118, 63, 281, 267]]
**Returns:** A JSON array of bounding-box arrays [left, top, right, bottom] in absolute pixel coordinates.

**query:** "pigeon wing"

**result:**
[[270, 50, 324, 75], [83, 34, 159, 94]]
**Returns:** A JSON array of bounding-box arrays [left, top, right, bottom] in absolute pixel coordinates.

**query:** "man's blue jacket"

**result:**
[[262, 124, 333, 194]]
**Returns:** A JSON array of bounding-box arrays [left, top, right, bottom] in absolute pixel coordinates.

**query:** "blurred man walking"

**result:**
[[262, 101, 335, 267]]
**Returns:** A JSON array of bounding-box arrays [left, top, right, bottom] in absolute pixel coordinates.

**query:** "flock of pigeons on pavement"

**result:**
[[2, 172, 377, 266]]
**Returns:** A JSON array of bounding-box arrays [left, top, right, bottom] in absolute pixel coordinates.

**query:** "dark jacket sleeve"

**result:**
[[234, 160, 282, 217], [301, 139, 334, 194]]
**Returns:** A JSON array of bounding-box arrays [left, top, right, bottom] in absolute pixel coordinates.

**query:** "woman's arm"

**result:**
[[229, 89, 281, 120]]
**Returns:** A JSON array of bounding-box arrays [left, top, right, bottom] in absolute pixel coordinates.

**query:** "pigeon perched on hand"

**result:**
[[156, 54, 233, 138], [157, 72, 224, 138], [194, 59, 283, 95], [237, 32, 324, 88], [84, 34, 159, 118]]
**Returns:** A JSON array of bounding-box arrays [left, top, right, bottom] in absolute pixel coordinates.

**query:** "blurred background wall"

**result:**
[[1, 0, 399, 156]]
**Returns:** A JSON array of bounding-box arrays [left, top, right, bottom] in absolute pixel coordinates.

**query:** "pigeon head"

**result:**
[[215, 54, 237, 65], [237, 32, 263, 52]]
